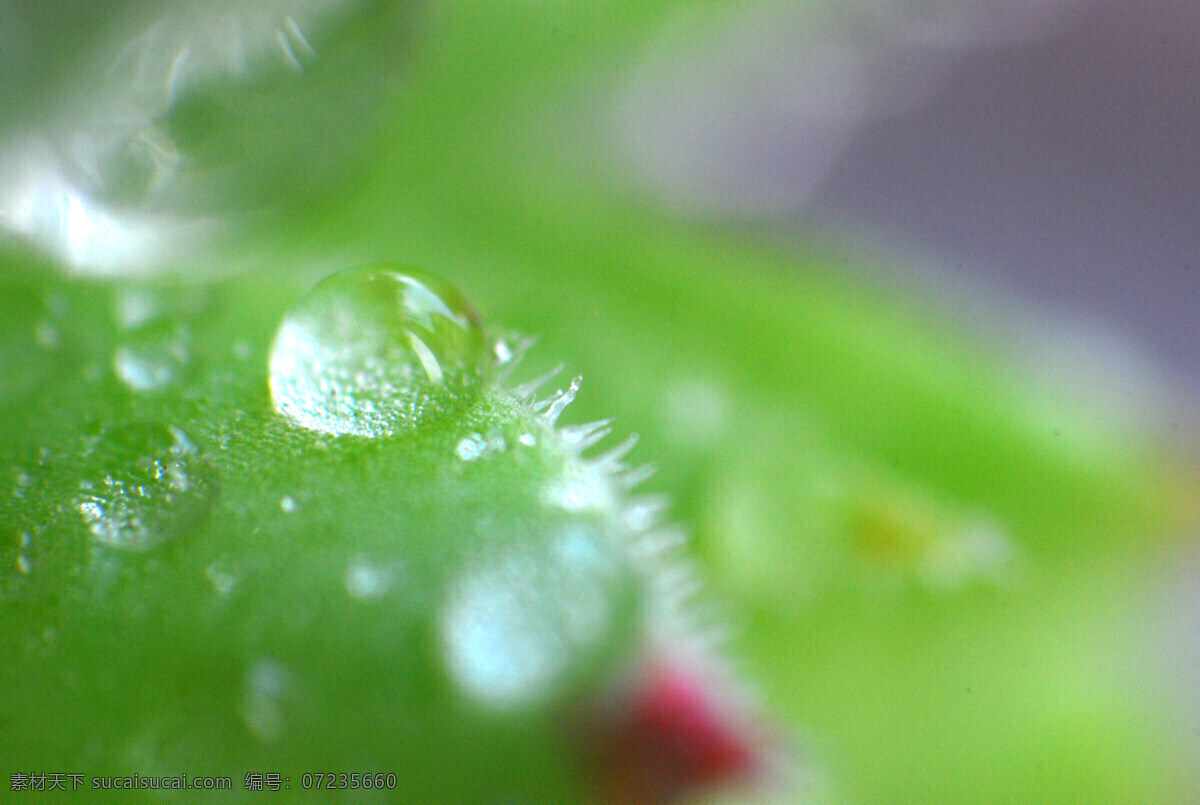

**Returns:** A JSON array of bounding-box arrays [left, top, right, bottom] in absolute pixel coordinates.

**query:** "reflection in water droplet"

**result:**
[[441, 526, 621, 708], [76, 422, 214, 551], [344, 555, 395, 600], [269, 267, 490, 437], [0, 286, 60, 405], [0, 3, 415, 276], [279, 495, 298, 514], [114, 319, 192, 391], [242, 658, 293, 742], [0, 147, 178, 272]]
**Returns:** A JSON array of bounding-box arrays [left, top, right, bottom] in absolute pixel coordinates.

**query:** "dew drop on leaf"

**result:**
[[241, 658, 294, 743], [440, 524, 624, 709], [113, 319, 192, 391], [75, 422, 214, 551], [343, 555, 395, 601], [268, 266, 490, 437], [456, 434, 487, 461], [205, 561, 238, 597]]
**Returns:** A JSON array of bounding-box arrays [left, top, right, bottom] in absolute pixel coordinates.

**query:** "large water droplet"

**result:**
[[76, 422, 214, 551], [0, 2, 415, 276], [269, 267, 490, 437]]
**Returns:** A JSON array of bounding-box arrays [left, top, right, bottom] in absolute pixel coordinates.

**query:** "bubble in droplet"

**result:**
[[344, 555, 395, 600], [76, 422, 214, 551], [279, 495, 298, 513], [114, 319, 192, 391], [268, 266, 490, 437], [0, 286, 60, 405]]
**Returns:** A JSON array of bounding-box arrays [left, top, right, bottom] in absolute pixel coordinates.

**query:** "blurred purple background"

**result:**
[[811, 0, 1199, 380]]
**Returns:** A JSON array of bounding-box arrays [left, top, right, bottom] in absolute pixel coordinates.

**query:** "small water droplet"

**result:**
[[279, 495, 298, 513], [114, 319, 192, 391], [76, 422, 214, 551], [518, 433, 537, 447], [494, 338, 514, 365], [268, 267, 490, 437], [11, 468, 32, 500], [206, 562, 237, 596], [242, 658, 293, 742], [344, 555, 395, 600], [115, 289, 162, 330], [456, 434, 486, 461], [455, 429, 506, 462], [14, 532, 33, 575], [35, 321, 58, 348]]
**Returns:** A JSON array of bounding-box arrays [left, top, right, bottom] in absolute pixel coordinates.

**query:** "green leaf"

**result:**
[[3, 1, 1198, 803]]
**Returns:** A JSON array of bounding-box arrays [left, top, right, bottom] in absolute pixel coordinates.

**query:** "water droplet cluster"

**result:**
[[76, 422, 214, 552], [269, 267, 490, 437]]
